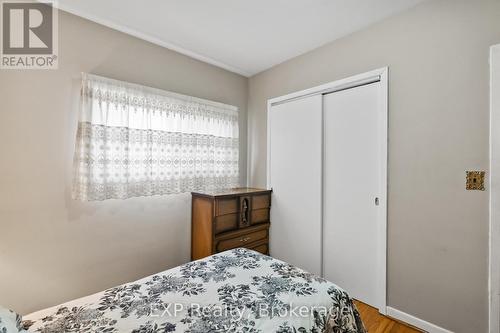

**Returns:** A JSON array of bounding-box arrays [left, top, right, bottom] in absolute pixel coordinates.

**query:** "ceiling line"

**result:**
[[53, 2, 252, 77]]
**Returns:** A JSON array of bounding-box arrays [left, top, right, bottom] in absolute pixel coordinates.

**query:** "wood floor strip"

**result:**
[[354, 300, 423, 333]]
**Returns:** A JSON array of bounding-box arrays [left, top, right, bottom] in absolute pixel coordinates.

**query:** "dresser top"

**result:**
[[191, 187, 271, 198]]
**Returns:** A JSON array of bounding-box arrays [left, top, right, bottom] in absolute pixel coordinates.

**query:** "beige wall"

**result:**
[[247, 0, 500, 332], [0, 10, 247, 314]]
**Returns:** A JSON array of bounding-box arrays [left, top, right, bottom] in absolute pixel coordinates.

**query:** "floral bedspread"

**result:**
[[23, 248, 365, 333]]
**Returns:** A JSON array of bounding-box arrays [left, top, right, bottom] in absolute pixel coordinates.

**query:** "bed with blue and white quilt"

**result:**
[[22, 248, 366, 333]]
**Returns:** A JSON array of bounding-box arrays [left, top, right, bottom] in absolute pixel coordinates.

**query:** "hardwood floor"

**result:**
[[354, 301, 423, 333]]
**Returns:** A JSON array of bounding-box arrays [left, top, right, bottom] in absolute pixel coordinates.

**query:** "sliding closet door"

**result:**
[[268, 95, 322, 275], [323, 82, 384, 309]]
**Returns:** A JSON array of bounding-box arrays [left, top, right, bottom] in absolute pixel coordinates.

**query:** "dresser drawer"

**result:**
[[252, 194, 270, 210], [251, 208, 269, 224], [249, 241, 269, 255], [214, 214, 238, 234], [215, 225, 269, 252], [216, 198, 239, 216]]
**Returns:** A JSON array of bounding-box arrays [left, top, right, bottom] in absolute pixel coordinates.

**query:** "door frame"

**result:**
[[266, 67, 388, 314], [490, 44, 500, 333]]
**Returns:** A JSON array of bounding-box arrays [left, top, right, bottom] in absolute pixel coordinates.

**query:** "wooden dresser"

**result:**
[[191, 188, 272, 260]]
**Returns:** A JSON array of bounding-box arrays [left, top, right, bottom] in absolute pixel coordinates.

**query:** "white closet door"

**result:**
[[268, 95, 323, 275], [323, 83, 384, 309], [490, 44, 500, 333]]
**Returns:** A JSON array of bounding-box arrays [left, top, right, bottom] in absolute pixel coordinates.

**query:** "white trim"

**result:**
[[266, 67, 388, 314], [266, 99, 272, 189], [268, 68, 386, 106], [490, 44, 500, 333], [386, 307, 454, 333], [378, 68, 389, 315], [51, 2, 251, 77]]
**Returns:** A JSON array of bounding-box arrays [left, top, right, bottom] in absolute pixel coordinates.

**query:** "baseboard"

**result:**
[[386, 307, 454, 333]]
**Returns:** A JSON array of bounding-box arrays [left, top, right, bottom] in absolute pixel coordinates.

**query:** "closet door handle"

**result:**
[[375, 197, 379, 206]]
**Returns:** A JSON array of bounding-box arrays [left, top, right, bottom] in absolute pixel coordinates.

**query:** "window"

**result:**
[[72, 74, 239, 201]]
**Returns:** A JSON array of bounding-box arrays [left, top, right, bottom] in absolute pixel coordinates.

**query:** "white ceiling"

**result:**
[[57, 0, 426, 77]]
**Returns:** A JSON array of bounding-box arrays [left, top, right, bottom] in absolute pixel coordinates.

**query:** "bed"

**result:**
[[23, 248, 366, 333]]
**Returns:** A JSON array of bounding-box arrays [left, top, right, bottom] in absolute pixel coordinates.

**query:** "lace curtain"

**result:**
[[72, 74, 239, 201]]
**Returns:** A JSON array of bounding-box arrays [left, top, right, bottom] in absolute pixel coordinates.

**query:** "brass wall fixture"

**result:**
[[466, 171, 485, 191]]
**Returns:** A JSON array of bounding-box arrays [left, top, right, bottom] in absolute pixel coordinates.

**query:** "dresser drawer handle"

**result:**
[[239, 237, 251, 243]]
